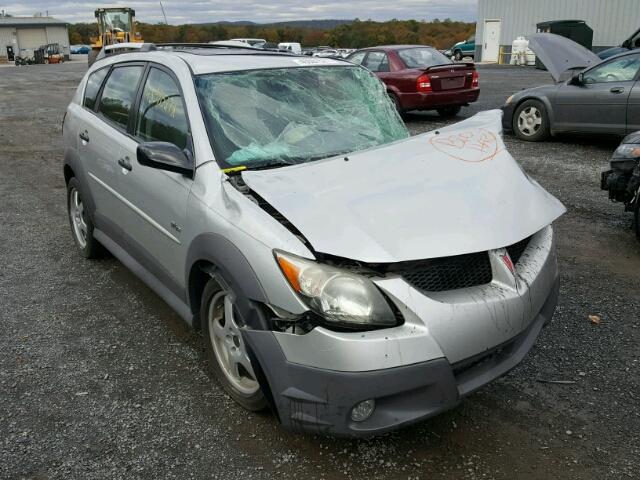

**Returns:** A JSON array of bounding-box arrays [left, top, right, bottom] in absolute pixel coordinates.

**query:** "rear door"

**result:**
[[554, 53, 640, 133], [115, 64, 194, 291], [76, 63, 146, 237]]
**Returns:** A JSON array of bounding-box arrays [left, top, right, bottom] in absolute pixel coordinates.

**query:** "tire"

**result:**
[[388, 93, 405, 118], [67, 178, 104, 258], [454, 50, 463, 61], [201, 278, 268, 411], [437, 106, 462, 118], [87, 49, 99, 67], [512, 99, 550, 142]]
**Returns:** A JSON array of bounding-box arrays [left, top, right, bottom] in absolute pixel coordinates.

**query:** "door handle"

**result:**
[[118, 156, 132, 171], [79, 130, 89, 142], [610, 87, 625, 94]]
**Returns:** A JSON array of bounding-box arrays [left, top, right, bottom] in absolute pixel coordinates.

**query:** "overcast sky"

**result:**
[[0, 1, 477, 24]]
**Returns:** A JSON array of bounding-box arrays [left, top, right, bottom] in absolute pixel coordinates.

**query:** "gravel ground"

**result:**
[[0, 62, 638, 480]]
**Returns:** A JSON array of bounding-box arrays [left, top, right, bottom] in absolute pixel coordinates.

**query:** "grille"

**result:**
[[506, 236, 532, 265], [396, 251, 493, 293]]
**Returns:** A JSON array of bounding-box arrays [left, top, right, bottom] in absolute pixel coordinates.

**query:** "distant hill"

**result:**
[[200, 19, 354, 29]]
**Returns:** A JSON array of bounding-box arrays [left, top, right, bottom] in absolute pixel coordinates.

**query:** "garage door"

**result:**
[[17, 28, 47, 51]]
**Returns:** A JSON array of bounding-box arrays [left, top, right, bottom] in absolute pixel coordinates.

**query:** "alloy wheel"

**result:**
[[207, 291, 259, 395], [69, 188, 88, 248], [517, 106, 542, 136]]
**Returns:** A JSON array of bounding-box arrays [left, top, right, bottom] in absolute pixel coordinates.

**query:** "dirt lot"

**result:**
[[1, 62, 638, 480]]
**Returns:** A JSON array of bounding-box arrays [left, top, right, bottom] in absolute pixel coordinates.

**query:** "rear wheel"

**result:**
[[437, 106, 462, 118], [67, 178, 103, 258], [513, 99, 550, 141], [201, 279, 267, 411], [388, 93, 404, 117]]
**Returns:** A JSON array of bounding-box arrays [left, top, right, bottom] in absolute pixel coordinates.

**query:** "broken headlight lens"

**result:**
[[274, 250, 397, 329]]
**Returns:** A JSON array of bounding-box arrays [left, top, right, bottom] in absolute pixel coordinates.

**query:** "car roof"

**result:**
[[98, 44, 349, 75]]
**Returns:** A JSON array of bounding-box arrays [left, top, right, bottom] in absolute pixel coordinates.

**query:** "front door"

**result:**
[[116, 65, 193, 294], [482, 20, 501, 62], [554, 53, 640, 134]]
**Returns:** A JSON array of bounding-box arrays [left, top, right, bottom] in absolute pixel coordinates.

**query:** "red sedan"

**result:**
[[346, 45, 479, 117]]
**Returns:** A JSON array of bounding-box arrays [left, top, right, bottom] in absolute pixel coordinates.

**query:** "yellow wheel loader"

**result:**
[[88, 8, 143, 66]]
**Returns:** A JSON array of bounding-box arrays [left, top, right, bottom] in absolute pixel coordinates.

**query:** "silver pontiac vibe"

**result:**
[[63, 43, 565, 436]]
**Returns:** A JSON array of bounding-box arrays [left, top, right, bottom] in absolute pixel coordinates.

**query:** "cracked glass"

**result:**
[[195, 66, 409, 168]]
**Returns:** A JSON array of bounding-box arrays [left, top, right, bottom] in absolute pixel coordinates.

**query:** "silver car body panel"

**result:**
[[527, 33, 601, 82], [243, 110, 565, 263]]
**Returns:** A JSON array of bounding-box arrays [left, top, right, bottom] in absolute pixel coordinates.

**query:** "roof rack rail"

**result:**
[[93, 41, 292, 63]]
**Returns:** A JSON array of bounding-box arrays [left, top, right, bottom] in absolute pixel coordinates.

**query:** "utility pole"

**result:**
[[159, 1, 168, 24]]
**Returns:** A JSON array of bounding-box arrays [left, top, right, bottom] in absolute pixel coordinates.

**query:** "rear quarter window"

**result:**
[[83, 67, 109, 110], [97, 65, 144, 129]]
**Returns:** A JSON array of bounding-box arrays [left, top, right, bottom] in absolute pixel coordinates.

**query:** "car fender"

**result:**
[[63, 146, 97, 220], [185, 233, 270, 328]]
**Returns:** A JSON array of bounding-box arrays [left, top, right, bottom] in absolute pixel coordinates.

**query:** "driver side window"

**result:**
[[135, 67, 189, 149], [583, 54, 640, 84]]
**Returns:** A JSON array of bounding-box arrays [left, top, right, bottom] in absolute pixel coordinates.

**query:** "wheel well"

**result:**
[[63, 164, 75, 185], [188, 260, 216, 330]]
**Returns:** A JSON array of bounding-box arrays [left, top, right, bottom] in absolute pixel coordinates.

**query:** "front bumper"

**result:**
[[244, 277, 558, 437], [501, 102, 516, 131]]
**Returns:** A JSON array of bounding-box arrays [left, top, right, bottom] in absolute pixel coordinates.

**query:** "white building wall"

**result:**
[[476, 0, 640, 60]]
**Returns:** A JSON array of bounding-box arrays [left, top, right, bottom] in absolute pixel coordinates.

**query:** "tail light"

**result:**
[[472, 70, 479, 87], [416, 73, 432, 93]]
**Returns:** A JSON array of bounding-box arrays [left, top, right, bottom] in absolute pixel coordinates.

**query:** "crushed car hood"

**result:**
[[242, 110, 565, 263], [528, 33, 600, 82]]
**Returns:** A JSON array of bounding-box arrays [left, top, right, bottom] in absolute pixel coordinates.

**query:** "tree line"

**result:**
[[69, 18, 475, 49]]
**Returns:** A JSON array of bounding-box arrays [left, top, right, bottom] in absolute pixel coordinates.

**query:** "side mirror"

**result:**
[[569, 72, 584, 85], [137, 141, 193, 177]]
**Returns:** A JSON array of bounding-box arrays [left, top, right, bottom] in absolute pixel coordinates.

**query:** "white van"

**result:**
[[278, 42, 302, 54]]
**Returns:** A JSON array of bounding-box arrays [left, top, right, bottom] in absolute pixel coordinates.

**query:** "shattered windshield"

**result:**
[[195, 66, 409, 168]]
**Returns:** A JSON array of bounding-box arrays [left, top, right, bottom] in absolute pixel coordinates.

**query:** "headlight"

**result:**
[[274, 250, 397, 329], [505, 94, 514, 105], [613, 144, 640, 159]]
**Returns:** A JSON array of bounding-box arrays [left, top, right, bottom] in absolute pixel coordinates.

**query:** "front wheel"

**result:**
[[513, 99, 550, 141], [437, 106, 462, 118], [201, 279, 267, 411]]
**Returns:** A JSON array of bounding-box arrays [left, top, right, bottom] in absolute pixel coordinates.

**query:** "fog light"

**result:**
[[350, 399, 375, 422]]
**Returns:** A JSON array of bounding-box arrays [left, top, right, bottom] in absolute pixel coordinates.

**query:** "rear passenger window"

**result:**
[[98, 65, 144, 128], [364, 52, 389, 72], [135, 68, 189, 149], [83, 68, 109, 110]]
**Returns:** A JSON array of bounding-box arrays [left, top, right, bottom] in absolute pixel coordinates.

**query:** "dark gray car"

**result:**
[[502, 33, 640, 141]]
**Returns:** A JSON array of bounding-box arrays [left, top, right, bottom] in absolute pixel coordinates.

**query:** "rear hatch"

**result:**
[[424, 63, 475, 91]]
